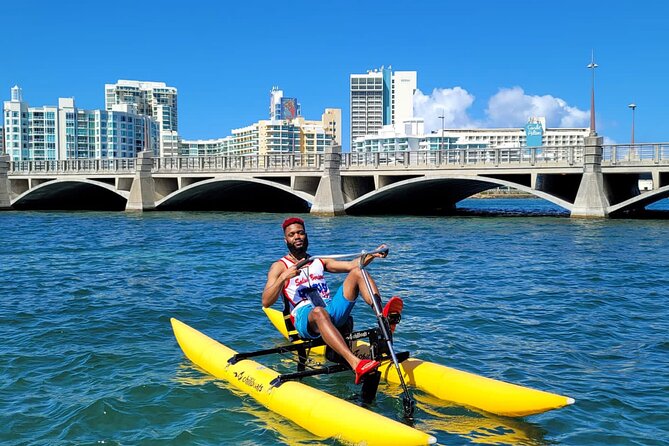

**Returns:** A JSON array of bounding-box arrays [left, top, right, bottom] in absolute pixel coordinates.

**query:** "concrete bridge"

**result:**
[[1, 135, 668, 217]]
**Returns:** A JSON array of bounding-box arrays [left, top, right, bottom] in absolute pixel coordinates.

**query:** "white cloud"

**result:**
[[486, 87, 589, 128], [413, 85, 589, 132], [413, 87, 478, 132]]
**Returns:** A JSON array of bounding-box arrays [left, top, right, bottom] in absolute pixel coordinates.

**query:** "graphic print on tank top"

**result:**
[[280, 257, 330, 314]]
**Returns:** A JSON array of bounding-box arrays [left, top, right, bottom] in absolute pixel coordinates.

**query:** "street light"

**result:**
[[628, 103, 636, 145], [437, 109, 445, 152], [587, 51, 598, 136]]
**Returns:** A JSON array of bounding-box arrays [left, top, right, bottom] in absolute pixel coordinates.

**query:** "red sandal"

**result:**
[[354, 359, 380, 384]]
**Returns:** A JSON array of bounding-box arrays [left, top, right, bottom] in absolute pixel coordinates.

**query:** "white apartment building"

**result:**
[[352, 117, 588, 153], [350, 66, 417, 148], [353, 124, 424, 153], [433, 128, 589, 150], [180, 137, 234, 157], [3, 86, 159, 161], [4, 86, 30, 160], [392, 71, 417, 129], [105, 80, 179, 157]]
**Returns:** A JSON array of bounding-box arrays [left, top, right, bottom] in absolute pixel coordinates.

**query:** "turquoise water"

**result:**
[[2, 200, 669, 445]]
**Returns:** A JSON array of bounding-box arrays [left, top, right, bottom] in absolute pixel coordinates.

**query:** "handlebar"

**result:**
[[294, 246, 389, 270]]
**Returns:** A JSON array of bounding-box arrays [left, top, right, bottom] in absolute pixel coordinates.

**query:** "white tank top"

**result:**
[[279, 256, 331, 315]]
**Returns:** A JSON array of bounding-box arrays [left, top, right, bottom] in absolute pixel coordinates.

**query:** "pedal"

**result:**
[[387, 313, 401, 325], [383, 296, 403, 334], [360, 370, 381, 404]]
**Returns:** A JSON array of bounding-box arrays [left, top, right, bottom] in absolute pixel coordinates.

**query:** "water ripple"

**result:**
[[1, 207, 668, 445]]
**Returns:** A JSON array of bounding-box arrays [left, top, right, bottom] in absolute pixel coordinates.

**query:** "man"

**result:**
[[262, 217, 402, 384]]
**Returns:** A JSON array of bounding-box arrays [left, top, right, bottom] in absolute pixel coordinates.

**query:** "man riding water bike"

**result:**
[[262, 217, 402, 384]]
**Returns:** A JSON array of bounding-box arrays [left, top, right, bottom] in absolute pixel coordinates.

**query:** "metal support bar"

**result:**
[[227, 328, 379, 365], [270, 363, 351, 387], [269, 350, 410, 388]]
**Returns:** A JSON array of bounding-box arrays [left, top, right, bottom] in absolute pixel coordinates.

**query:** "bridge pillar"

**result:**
[[0, 155, 11, 210], [311, 144, 345, 216], [126, 151, 156, 212], [652, 171, 661, 190], [571, 135, 610, 218]]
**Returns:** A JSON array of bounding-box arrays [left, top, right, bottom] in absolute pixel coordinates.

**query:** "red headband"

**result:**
[[282, 217, 305, 231]]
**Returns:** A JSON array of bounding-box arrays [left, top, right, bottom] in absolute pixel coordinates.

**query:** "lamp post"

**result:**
[[437, 109, 445, 152], [587, 51, 598, 136], [628, 103, 636, 145]]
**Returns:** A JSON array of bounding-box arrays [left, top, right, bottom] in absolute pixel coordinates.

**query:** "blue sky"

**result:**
[[3, 0, 667, 149]]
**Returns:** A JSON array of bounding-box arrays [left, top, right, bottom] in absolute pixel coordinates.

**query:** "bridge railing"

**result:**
[[602, 143, 669, 164], [19, 144, 669, 174], [341, 146, 582, 168], [9, 158, 136, 174], [153, 154, 323, 172]]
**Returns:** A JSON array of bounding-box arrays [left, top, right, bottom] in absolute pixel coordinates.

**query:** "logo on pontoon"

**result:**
[[233, 371, 264, 392]]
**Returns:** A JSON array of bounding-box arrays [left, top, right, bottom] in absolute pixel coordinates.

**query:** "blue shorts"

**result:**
[[293, 285, 355, 339]]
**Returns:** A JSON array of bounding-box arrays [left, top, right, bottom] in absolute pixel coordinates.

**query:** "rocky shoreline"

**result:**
[[471, 191, 535, 199]]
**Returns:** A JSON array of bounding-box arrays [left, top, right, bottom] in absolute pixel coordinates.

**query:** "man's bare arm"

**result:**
[[262, 261, 298, 307], [322, 245, 388, 273]]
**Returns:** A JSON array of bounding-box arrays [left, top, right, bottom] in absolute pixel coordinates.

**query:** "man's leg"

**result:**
[[342, 268, 403, 333], [307, 306, 380, 384], [308, 307, 359, 368], [341, 266, 381, 306]]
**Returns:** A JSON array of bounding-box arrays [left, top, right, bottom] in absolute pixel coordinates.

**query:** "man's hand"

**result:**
[[361, 244, 388, 266], [280, 265, 301, 282], [263, 261, 302, 308], [375, 244, 388, 258]]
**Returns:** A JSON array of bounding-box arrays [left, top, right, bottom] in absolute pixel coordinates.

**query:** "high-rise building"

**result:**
[[105, 80, 179, 157], [269, 87, 301, 121], [350, 66, 417, 148], [3, 86, 159, 161], [3, 86, 29, 160]]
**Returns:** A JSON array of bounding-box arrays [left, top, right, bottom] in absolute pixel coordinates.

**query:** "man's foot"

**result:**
[[383, 296, 403, 333], [354, 359, 380, 384]]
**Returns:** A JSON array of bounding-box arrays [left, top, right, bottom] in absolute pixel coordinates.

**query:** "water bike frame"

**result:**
[[228, 246, 410, 408]]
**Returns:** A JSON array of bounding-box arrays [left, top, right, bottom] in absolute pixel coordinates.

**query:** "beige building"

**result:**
[[180, 108, 341, 157], [321, 108, 342, 147], [233, 114, 338, 156]]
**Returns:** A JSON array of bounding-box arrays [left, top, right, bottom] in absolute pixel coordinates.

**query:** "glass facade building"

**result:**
[[105, 80, 178, 157], [2, 87, 159, 161]]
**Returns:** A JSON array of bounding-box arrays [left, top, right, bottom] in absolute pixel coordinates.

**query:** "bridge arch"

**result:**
[[608, 185, 669, 215], [155, 177, 314, 212], [344, 175, 574, 214], [11, 179, 129, 210]]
